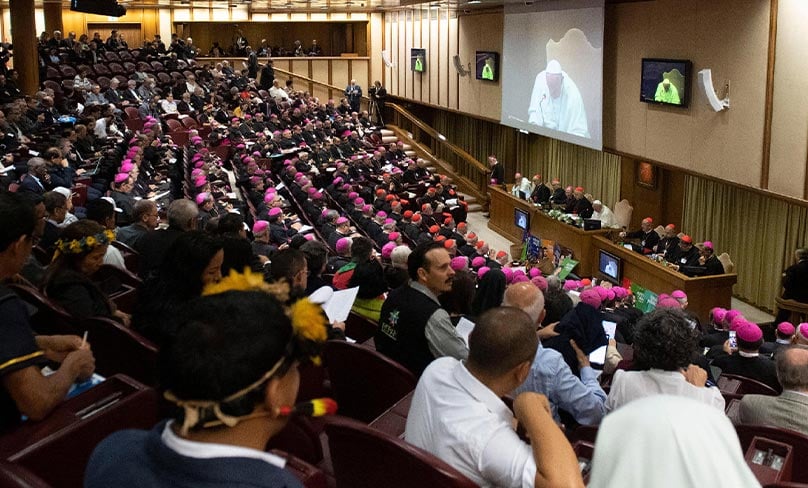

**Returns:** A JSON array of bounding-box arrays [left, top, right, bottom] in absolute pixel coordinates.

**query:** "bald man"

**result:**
[[505, 282, 607, 425], [731, 346, 808, 435]]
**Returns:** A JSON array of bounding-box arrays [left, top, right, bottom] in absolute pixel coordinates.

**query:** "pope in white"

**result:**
[[527, 59, 590, 138]]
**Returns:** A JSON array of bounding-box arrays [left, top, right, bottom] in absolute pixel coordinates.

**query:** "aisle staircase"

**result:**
[[379, 127, 484, 213]]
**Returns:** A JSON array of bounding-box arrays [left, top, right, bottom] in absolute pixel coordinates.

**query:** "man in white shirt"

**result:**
[[606, 308, 724, 412], [591, 200, 619, 228], [269, 80, 290, 102], [160, 94, 179, 115], [405, 306, 584, 488], [511, 172, 533, 200]]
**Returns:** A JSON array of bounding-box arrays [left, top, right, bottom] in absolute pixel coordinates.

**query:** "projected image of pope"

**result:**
[[654, 78, 680, 104], [527, 59, 589, 138]]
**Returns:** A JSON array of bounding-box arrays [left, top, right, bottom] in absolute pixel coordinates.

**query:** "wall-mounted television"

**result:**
[[640, 58, 691, 108], [515, 208, 530, 231], [411, 48, 426, 73], [598, 249, 621, 284], [475, 51, 499, 82]]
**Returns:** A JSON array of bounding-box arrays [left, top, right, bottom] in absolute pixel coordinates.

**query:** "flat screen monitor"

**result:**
[[598, 249, 621, 284], [475, 51, 500, 82], [515, 208, 530, 231], [640, 58, 692, 107], [411, 48, 426, 73]]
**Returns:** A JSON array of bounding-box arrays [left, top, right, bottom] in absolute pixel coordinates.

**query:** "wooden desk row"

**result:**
[[487, 186, 738, 322]]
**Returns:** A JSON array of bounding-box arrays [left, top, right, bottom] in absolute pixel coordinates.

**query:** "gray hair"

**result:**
[[167, 199, 198, 231], [776, 346, 808, 391]]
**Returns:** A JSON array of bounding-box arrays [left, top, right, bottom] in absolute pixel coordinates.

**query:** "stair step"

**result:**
[[404, 150, 416, 157], [457, 192, 477, 204], [426, 166, 437, 172], [381, 136, 397, 143], [402, 144, 412, 151], [467, 204, 483, 212], [380, 129, 395, 136]]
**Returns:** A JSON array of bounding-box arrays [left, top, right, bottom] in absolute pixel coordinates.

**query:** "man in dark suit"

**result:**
[[776, 248, 808, 323], [712, 322, 780, 392], [104, 78, 124, 105], [487, 155, 504, 185], [137, 199, 197, 279], [530, 174, 552, 204], [18, 158, 49, 196], [619, 217, 660, 255], [549, 178, 566, 205], [731, 346, 808, 435]]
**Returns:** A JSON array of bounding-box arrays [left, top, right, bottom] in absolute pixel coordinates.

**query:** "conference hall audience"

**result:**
[[0, 29, 802, 488]]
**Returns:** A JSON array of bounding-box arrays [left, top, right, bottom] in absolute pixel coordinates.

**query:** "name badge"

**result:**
[[641, 240, 646, 247], [680, 258, 687, 264]]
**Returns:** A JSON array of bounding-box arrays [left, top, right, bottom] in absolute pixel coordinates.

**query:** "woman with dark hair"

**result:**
[[470, 269, 506, 318], [43, 220, 130, 324], [132, 231, 224, 346]]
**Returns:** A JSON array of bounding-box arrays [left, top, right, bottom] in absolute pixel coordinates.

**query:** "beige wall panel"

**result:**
[[412, 12, 423, 103], [351, 59, 369, 94], [438, 14, 449, 107], [311, 61, 330, 101], [457, 13, 503, 120], [447, 16, 458, 110], [768, 0, 808, 198], [369, 13, 384, 88], [429, 18, 439, 105], [606, 0, 769, 188], [331, 59, 350, 98]]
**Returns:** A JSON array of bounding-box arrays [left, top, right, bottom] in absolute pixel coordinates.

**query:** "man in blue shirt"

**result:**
[[504, 282, 607, 425]]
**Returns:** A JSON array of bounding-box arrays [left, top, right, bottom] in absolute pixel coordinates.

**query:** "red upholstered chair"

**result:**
[[343, 311, 378, 343], [0, 461, 52, 488], [323, 340, 416, 423], [721, 373, 781, 396], [265, 416, 325, 466], [165, 119, 183, 131], [368, 390, 414, 439], [736, 425, 808, 482], [0, 375, 159, 488], [325, 416, 477, 488], [180, 117, 199, 129], [7, 283, 80, 336], [81, 317, 158, 385]]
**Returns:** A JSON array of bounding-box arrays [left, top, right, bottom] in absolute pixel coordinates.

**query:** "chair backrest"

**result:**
[[0, 375, 159, 488], [165, 119, 183, 131], [265, 416, 324, 466], [324, 340, 416, 423], [344, 311, 378, 343], [718, 252, 734, 273], [368, 391, 414, 439], [325, 416, 478, 488], [0, 461, 52, 488], [124, 106, 140, 120], [110, 241, 140, 273], [7, 283, 80, 336], [736, 424, 808, 482], [722, 373, 780, 396], [612, 199, 633, 229], [267, 450, 327, 488], [82, 317, 158, 385]]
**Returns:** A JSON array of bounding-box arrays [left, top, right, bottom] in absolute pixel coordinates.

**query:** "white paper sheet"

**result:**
[[322, 287, 359, 323], [456, 317, 476, 347]]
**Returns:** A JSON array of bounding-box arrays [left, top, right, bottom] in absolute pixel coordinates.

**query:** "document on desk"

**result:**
[[149, 190, 170, 201], [298, 225, 314, 234]]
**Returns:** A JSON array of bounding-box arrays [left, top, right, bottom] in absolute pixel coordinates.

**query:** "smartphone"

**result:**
[[728, 330, 737, 349]]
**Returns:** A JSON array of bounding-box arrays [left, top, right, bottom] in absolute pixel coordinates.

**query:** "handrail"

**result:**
[[385, 102, 490, 201], [387, 103, 488, 174], [272, 66, 371, 102]]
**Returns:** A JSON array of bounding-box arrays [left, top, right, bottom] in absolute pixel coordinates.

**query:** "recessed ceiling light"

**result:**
[[467, 0, 481, 4]]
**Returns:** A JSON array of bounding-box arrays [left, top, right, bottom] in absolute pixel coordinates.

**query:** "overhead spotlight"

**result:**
[[466, 0, 481, 3]]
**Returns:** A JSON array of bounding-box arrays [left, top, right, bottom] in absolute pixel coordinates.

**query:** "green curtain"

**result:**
[[682, 175, 808, 312]]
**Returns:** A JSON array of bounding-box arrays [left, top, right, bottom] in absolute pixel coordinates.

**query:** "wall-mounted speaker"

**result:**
[[698, 69, 730, 112]]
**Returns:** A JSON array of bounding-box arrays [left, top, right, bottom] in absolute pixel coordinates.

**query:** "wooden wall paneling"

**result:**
[[414, 7, 422, 103], [331, 59, 350, 99], [352, 59, 369, 97], [311, 60, 330, 101], [447, 14, 458, 110], [760, 0, 778, 189], [429, 13, 439, 105], [438, 10, 449, 107]]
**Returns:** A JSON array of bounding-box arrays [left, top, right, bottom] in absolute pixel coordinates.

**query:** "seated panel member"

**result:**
[[619, 217, 659, 255]]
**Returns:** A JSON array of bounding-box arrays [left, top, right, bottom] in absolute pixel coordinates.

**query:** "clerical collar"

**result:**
[[738, 350, 759, 358], [776, 338, 792, 345]]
